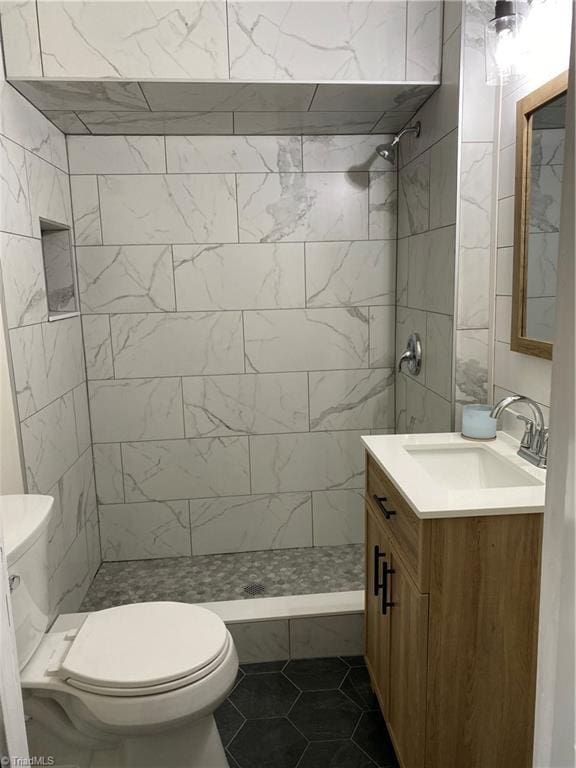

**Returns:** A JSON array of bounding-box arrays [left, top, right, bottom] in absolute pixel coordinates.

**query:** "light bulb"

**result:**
[[485, 1, 522, 85], [494, 26, 518, 77]]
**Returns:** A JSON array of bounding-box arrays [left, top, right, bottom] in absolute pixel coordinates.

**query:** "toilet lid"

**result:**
[[60, 602, 228, 691]]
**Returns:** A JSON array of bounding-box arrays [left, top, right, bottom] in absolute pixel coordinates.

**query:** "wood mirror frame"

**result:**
[[511, 70, 567, 361]]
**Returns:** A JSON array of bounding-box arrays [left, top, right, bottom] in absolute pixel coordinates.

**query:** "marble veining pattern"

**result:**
[[244, 308, 369, 373], [77, 244, 176, 313], [237, 172, 368, 243], [173, 243, 305, 311], [81, 544, 364, 610], [122, 436, 250, 501], [93, 443, 125, 505], [89, 378, 185, 443], [62, 132, 399, 567], [37, 1, 229, 79], [82, 315, 114, 380], [227, 0, 407, 81], [99, 501, 192, 561], [309, 369, 394, 432], [305, 241, 395, 308], [70, 176, 102, 246], [0, 234, 47, 328], [99, 173, 238, 245], [182, 373, 309, 437], [189, 493, 313, 555], [10, 81, 438, 137], [0, 47, 98, 620], [110, 311, 244, 378], [250, 430, 364, 494], [69, 136, 166, 174], [166, 135, 302, 173]]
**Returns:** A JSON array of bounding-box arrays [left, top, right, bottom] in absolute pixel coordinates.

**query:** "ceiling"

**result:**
[[10, 79, 438, 135]]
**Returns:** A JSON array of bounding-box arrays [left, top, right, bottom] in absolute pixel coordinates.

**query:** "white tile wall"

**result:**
[[250, 430, 364, 494], [289, 614, 364, 658], [68, 132, 397, 560], [173, 243, 304, 311], [182, 373, 309, 437], [89, 378, 185, 443], [395, 8, 462, 435], [312, 490, 364, 547], [110, 312, 245, 378], [0, 45, 98, 615], [99, 174, 238, 245], [37, 1, 229, 79], [122, 437, 250, 501], [189, 493, 313, 555], [99, 501, 192, 561], [227, 1, 407, 81], [244, 309, 369, 373], [77, 245, 176, 313], [237, 172, 368, 243]]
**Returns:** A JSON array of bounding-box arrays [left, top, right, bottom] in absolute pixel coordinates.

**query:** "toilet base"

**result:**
[[26, 700, 229, 768], [121, 715, 228, 768]]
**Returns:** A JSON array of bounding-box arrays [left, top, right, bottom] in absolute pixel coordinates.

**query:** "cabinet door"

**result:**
[[387, 548, 429, 768], [365, 503, 391, 717]]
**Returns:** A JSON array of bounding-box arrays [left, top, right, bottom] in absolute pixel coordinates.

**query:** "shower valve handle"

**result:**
[[397, 333, 422, 376]]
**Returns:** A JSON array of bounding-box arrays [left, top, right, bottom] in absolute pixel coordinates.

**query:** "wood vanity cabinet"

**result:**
[[364, 452, 543, 768]]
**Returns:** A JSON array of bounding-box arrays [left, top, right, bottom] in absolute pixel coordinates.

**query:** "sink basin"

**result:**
[[404, 444, 544, 490]]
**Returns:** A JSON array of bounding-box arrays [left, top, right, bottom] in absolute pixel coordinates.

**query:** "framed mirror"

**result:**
[[511, 71, 567, 360]]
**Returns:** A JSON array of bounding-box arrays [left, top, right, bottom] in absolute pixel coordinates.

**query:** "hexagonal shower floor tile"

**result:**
[[81, 544, 364, 611], [217, 657, 398, 768]]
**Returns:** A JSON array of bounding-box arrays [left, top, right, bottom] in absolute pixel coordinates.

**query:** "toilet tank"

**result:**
[[0, 495, 53, 669]]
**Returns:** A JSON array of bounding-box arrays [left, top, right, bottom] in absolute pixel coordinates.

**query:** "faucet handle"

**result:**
[[516, 414, 534, 449]]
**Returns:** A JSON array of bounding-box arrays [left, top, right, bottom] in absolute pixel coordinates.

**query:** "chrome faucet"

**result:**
[[490, 395, 549, 469]]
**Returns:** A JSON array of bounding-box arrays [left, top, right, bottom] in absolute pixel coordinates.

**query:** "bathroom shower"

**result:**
[[376, 121, 421, 164]]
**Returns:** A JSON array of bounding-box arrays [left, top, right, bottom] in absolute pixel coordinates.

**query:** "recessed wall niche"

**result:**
[[40, 219, 78, 320]]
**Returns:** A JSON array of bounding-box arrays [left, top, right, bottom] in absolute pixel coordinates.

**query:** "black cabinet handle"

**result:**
[[373, 545, 386, 597], [373, 494, 396, 520], [381, 561, 395, 615]]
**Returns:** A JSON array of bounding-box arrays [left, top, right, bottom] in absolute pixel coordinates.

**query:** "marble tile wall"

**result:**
[[2, 1, 442, 83], [68, 133, 397, 561], [453, 0, 496, 426], [395, 5, 461, 434], [0, 40, 99, 616], [396, 0, 502, 433]]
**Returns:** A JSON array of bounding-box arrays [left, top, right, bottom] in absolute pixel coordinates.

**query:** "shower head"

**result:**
[[376, 141, 398, 164], [376, 121, 421, 165]]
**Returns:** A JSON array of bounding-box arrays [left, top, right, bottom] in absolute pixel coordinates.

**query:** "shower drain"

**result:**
[[244, 583, 266, 596]]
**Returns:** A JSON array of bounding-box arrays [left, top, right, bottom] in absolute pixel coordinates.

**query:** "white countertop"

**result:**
[[362, 432, 546, 519]]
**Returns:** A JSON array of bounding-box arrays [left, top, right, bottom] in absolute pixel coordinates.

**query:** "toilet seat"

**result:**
[[53, 602, 229, 696], [66, 634, 231, 697]]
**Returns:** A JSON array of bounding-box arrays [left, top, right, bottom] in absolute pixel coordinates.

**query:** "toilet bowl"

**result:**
[[0, 495, 238, 767]]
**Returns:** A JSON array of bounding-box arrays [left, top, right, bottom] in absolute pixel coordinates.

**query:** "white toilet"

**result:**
[[1, 494, 239, 767]]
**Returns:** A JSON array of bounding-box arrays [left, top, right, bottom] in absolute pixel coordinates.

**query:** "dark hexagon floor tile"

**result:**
[[284, 657, 348, 691], [229, 718, 307, 768], [341, 667, 379, 711], [226, 749, 242, 768], [340, 656, 366, 668], [230, 672, 300, 719], [352, 712, 398, 767], [241, 660, 286, 674], [297, 740, 378, 768], [289, 689, 361, 741], [214, 699, 245, 747]]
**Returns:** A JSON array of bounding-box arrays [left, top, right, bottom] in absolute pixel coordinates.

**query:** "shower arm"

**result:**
[[393, 123, 421, 145], [375, 121, 421, 160]]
